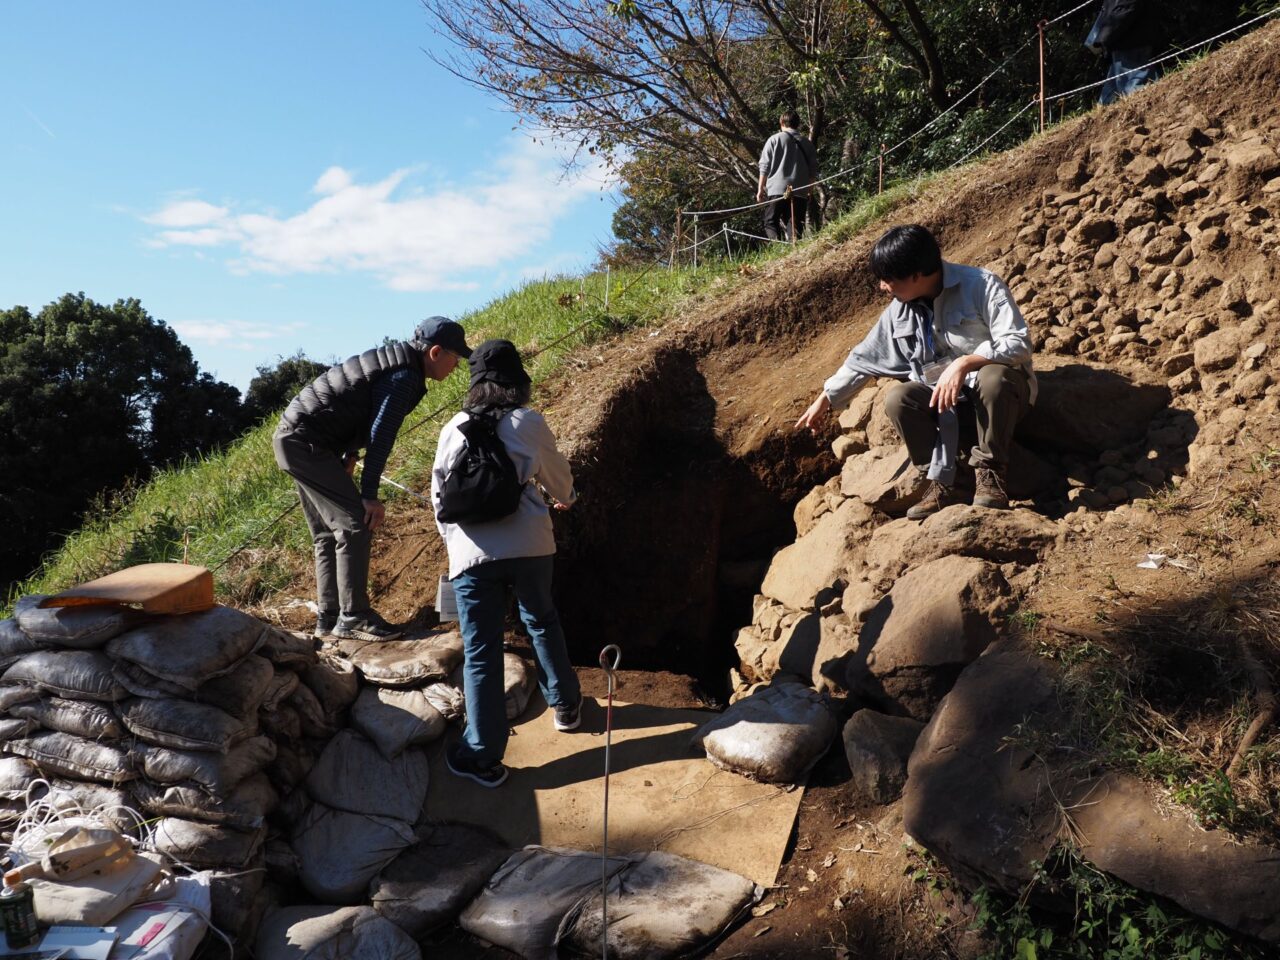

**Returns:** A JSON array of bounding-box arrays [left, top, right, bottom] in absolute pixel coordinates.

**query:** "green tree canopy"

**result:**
[[242, 351, 329, 425], [0, 294, 247, 587]]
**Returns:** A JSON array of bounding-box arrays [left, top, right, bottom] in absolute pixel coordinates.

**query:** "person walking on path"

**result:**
[[757, 110, 819, 242], [795, 224, 1036, 519], [1086, 0, 1161, 105], [432, 339, 582, 788], [274, 316, 471, 642]]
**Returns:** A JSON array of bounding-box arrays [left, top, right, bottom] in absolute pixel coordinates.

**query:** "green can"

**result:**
[[0, 880, 39, 948]]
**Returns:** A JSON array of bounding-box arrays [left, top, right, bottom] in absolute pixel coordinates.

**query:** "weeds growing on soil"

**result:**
[[909, 846, 1269, 960], [5, 179, 930, 614]]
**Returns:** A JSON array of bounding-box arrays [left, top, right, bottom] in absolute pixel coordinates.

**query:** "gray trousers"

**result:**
[[273, 432, 372, 617], [883, 364, 1031, 474]]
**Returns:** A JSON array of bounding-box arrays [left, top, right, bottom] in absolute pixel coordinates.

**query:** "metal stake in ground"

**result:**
[[599, 643, 622, 960]]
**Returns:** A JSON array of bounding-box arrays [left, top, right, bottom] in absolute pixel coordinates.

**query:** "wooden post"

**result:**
[[1038, 19, 1048, 134], [692, 215, 699, 270], [786, 185, 796, 245], [672, 209, 682, 270]]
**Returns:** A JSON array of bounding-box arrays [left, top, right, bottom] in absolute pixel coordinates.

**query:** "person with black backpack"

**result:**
[[431, 339, 581, 788]]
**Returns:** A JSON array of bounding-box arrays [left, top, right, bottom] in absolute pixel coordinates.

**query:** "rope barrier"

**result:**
[[1046, 4, 1280, 102], [679, 0, 1263, 222], [1044, 0, 1099, 28], [948, 99, 1039, 168]]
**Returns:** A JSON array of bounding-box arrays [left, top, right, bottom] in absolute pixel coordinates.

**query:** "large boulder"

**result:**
[[847, 556, 1009, 720], [1071, 774, 1280, 945], [903, 643, 1062, 894], [840, 447, 923, 515], [760, 498, 878, 610], [864, 506, 1059, 584], [842, 710, 924, 804], [1017, 359, 1170, 455], [735, 612, 860, 695]]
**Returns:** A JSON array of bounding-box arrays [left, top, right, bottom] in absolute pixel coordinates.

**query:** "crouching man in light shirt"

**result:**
[[795, 224, 1036, 519]]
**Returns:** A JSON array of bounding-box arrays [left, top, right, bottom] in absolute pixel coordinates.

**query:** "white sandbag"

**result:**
[[117, 697, 255, 753], [0, 756, 40, 799], [370, 822, 509, 938], [134, 735, 277, 794], [261, 704, 303, 742], [258, 625, 316, 667], [0, 683, 40, 711], [262, 669, 301, 711], [299, 656, 359, 724], [3, 649, 128, 701], [266, 741, 320, 795], [114, 653, 275, 718], [691, 680, 838, 783], [14, 595, 143, 649], [113, 659, 190, 698], [132, 773, 278, 830], [106, 605, 267, 690], [0, 617, 47, 664], [29, 850, 165, 925], [5, 730, 136, 783], [556, 850, 761, 959], [421, 681, 465, 722], [195, 653, 275, 716], [350, 687, 445, 759], [44, 780, 140, 833], [504, 652, 533, 720], [265, 838, 302, 883], [150, 816, 266, 869], [207, 864, 267, 943], [459, 846, 633, 960], [111, 871, 210, 960], [11, 696, 125, 740], [348, 632, 464, 687], [0, 716, 37, 740], [256, 904, 420, 960], [305, 729, 429, 823], [292, 801, 417, 905], [287, 681, 336, 739]]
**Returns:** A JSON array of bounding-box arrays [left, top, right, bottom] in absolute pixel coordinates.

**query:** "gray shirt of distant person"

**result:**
[[758, 127, 818, 197]]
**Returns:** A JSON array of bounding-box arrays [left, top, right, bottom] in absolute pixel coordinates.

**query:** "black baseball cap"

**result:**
[[468, 339, 531, 389], [413, 316, 472, 358]]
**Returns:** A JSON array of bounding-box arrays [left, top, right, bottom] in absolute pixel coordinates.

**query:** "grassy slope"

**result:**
[[6, 182, 921, 613]]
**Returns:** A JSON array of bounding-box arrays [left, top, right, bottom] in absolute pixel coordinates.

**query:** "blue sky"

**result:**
[[1, 1, 617, 391]]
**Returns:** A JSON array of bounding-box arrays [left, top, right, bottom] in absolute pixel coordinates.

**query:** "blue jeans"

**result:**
[[1100, 47, 1157, 106], [452, 555, 580, 764]]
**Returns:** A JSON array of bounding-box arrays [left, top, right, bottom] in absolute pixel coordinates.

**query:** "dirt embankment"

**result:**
[[264, 21, 1280, 958]]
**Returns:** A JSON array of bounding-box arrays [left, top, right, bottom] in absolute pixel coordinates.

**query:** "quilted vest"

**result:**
[[277, 342, 425, 451]]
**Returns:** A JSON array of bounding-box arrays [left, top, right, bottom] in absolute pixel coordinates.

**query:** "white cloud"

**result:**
[[144, 199, 229, 228], [143, 138, 608, 292], [171, 318, 306, 350]]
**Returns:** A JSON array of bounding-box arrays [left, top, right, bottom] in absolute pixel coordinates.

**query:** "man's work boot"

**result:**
[[973, 466, 1011, 510], [906, 480, 955, 520]]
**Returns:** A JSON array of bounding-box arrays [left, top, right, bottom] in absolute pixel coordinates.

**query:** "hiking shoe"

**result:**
[[973, 466, 1011, 510], [333, 610, 403, 642], [445, 742, 508, 788], [313, 612, 338, 640], [553, 696, 582, 732], [906, 480, 955, 520]]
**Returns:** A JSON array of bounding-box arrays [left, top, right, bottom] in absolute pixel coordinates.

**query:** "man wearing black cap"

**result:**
[[274, 316, 471, 641]]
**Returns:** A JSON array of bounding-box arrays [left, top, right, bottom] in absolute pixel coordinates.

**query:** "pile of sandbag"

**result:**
[[0, 594, 360, 944], [284, 630, 469, 908]]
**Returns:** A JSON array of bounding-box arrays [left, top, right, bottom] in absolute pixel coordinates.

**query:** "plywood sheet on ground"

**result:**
[[425, 696, 803, 887]]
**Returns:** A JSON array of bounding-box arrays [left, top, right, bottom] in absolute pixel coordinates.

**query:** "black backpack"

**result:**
[[436, 411, 525, 524]]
